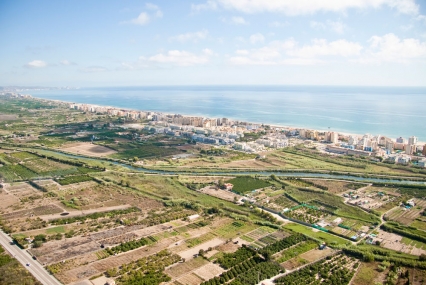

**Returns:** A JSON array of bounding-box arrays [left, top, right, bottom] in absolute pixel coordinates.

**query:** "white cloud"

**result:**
[[235, 36, 246, 43], [25, 60, 47, 68], [130, 12, 151, 25], [231, 16, 248, 25], [288, 39, 362, 58], [249, 33, 265, 44], [360, 33, 426, 63], [203, 0, 420, 16], [235, 49, 249, 55], [311, 20, 345, 34], [123, 4, 163, 26], [145, 49, 213, 66], [202, 48, 214, 56], [169, 30, 208, 42], [310, 21, 326, 30], [191, 0, 217, 12], [60, 60, 76, 66], [145, 3, 159, 10], [269, 21, 289, 27], [81, 66, 108, 73], [327, 20, 345, 34], [229, 38, 362, 65]]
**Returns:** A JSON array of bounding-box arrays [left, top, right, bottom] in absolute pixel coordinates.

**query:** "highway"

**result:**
[[0, 230, 62, 285]]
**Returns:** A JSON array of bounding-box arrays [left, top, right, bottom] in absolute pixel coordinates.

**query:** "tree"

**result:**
[[199, 249, 205, 257], [363, 252, 374, 262], [33, 240, 43, 248]]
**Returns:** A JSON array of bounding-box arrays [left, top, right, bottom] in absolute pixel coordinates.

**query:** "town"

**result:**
[[68, 101, 426, 167]]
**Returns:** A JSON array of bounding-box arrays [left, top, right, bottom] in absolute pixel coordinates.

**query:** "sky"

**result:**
[[0, 0, 426, 87]]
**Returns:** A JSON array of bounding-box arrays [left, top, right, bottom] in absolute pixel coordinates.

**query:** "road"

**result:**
[[0, 230, 62, 285]]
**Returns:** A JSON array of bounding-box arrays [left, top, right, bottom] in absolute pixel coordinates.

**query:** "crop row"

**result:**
[[260, 233, 307, 256], [105, 249, 181, 285], [105, 236, 154, 255], [275, 240, 318, 263], [50, 207, 140, 225], [274, 254, 358, 285], [55, 175, 93, 185]]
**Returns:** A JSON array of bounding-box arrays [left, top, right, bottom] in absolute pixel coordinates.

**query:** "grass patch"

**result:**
[[55, 175, 93, 185], [351, 262, 377, 285], [410, 219, 426, 232], [227, 176, 271, 194], [284, 222, 350, 246], [46, 226, 65, 234]]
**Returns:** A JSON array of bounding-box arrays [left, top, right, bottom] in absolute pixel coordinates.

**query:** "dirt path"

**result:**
[[38, 204, 132, 221]]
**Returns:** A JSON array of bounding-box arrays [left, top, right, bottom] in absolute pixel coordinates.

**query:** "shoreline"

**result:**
[[27, 93, 426, 146]]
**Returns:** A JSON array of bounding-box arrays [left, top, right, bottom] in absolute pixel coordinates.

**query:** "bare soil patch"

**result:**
[[2, 204, 63, 220], [0, 190, 19, 212], [60, 142, 117, 157], [300, 248, 334, 262], [178, 238, 224, 260], [193, 262, 225, 281], [165, 256, 208, 279], [199, 186, 241, 202], [0, 114, 18, 120], [176, 273, 204, 285], [372, 229, 426, 256]]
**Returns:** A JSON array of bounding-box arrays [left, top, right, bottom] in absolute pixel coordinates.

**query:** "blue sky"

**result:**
[[1, 0, 426, 87]]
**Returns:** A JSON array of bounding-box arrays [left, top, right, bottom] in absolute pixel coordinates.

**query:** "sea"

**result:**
[[27, 85, 426, 142]]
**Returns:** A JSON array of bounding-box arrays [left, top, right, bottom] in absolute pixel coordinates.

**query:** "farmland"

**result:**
[[1, 96, 426, 285], [226, 176, 271, 194]]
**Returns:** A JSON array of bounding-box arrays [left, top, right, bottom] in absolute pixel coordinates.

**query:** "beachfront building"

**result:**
[[405, 144, 416, 155], [423, 145, 426, 156], [348, 135, 358, 146], [233, 142, 264, 152], [326, 145, 371, 156], [396, 137, 406, 144], [325, 131, 338, 143], [387, 154, 412, 164], [385, 140, 394, 153], [408, 136, 418, 145], [256, 135, 288, 148]]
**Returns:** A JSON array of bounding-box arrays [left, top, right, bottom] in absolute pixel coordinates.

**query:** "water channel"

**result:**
[[34, 149, 426, 186]]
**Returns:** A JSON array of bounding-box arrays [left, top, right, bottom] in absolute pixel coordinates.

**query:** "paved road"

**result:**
[[0, 230, 62, 285]]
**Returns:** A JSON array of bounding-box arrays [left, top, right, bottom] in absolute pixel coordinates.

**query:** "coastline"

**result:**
[[27, 92, 426, 145]]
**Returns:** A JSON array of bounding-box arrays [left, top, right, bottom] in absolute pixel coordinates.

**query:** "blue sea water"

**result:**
[[27, 85, 426, 142]]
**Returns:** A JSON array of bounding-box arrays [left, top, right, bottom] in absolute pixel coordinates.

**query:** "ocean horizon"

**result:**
[[26, 85, 426, 142]]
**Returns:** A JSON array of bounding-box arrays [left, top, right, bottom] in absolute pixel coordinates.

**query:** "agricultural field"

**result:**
[[385, 199, 426, 225], [60, 142, 117, 157], [107, 140, 183, 160], [275, 253, 359, 285], [305, 179, 366, 194], [371, 229, 426, 256], [352, 261, 426, 285], [2, 97, 426, 285], [55, 175, 93, 185], [284, 223, 350, 246], [226, 176, 271, 194], [0, 151, 101, 182], [344, 185, 399, 212], [283, 186, 380, 225], [198, 186, 241, 202], [0, 244, 42, 285]]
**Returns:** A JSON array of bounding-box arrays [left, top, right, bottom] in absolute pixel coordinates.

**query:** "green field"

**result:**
[[284, 223, 350, 246], [227, 176, 271, 193], [55, 175, 93, 185], [108, 141, 182, 159], [46, 226, 66, 234], [410, 219, 426, 231]]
